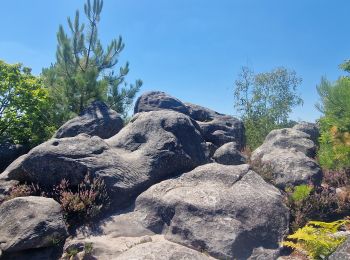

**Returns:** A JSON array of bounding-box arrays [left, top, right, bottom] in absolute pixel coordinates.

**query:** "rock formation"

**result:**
[[0, 92, 326, 259]]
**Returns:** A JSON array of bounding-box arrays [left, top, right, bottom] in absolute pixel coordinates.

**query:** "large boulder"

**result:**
[[212, 142, 246, 165], [0, 196, 67, 253], [251, 128, 322, 189], [133, 163, 289, 259], [134, 91, 189, 115], [0, 141, 27, 172], [63, 235, 214, 260], [292, 121, 320, 145], [53, 101, 124, 139], [134, 91, 245, 149], [2, 110, 208, 207]]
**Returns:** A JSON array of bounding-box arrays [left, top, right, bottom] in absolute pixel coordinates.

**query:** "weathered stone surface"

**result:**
[[133, 163, 289, 259], [54, 101, 124, 139], [292, 121, 320, 145], [0, 141, 27, 172], [256, 149, 322, 189], [329, 236, 350, 260], [185, 102, 245, 148], [2, 110, 207, 207], [116, 236, 215, 260], [251, 127, 322, 189], [133, 92, 245, 149], [134, 91, 189, 115], [63, 235, 214, 260], [0, 196, 67, 253], [213, 142, 246, 165], [253, 128, 317, 159]]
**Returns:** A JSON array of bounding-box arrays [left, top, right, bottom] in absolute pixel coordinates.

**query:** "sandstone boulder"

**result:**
[[134, 91, 189, 115], [133, 163, 289, 259], [212, 142, 246, 165], [54, 101, 124, 139], [0, 196, 67, 253], [2, 110, 207, 207], [251, 127, 322, 189], [133, 91, 245, 148], [0, 141, 27, 172], [292, 121, 320, 145]]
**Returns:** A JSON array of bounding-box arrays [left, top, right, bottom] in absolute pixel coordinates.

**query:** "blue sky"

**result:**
[[1, 0, 349, 121]]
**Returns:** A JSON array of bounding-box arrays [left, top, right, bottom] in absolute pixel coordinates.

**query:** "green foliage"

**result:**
[[234, 66, 303, 149], [0, 60, 56, 146], [317, 73, 350, 169], [291, 185, 313, 203], [282, 219, 348, 259], [42, 0, 142, 124]]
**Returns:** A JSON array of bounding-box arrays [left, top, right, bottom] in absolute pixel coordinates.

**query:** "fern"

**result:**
[[282, 219, 348, 259]]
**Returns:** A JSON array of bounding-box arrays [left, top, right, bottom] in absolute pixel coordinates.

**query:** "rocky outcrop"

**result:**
[[53, 101, 124, 139], [64, 235, 214, 260], [133, 163, 289, 259], [2, 110, 208, 207], [251, 128, 322, 189], [133, 91, 245, 149], [292, 121, 319, 145], [212, 142, 246, 165], [134, 91, 190, 115], [0, 141, 27, 172], [0, 196, 67, 253]]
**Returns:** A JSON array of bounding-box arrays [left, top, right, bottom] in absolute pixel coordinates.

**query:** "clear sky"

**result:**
[[1, 0, 349, 122]]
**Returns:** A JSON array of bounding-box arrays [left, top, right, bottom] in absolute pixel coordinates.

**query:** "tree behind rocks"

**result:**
[[234, 66, 303, 149], [42, 0, 142, 125]]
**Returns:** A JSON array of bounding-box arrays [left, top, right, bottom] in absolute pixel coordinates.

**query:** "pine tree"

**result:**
[[42, 0, 142, 120]]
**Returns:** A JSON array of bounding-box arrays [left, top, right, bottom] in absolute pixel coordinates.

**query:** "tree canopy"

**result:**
[[234, 66, 303, 149], [0, 60, 55, 146], [42, 0, 142, 123]]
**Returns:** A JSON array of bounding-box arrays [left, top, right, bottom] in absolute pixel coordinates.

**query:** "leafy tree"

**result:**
[[0, 60, 55, 147], [42, 0, 142, 122], [317, 70, 350, 169], [234, 66, 303, 149]]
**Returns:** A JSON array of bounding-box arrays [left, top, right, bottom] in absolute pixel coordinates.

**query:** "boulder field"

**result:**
[[0, 91, 324, 259]]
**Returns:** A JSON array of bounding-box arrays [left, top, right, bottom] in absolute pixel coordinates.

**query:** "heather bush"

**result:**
[[6, 183, 42, 200], [287, 185, 350, 231], [54, 174, 110, 225]]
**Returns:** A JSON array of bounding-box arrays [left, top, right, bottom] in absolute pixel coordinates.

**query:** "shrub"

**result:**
[[317, 76, 350, 170], [6, 183, 42, 200], [282, 219, 349, 260], [54, 174, 110, 225], [290, 185, 313, 203], [287, 185, 350, 231]]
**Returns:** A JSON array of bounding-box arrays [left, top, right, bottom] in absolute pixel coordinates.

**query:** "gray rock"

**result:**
[[251, 128, 322, 189], [292, 121, 320, 145], [0, 196, 67, 253], [213, 142, 246, 165], [329, 236, 350, 260], [54, 101, 124, 139], [3, 110, 208, 208], [185, 102, 245, 148], [134, 91, 189, 115], [134, 163, 289, 259], [253, 128, 317, 159], [133, 92, 245, 149], [116, 237, 215, 260], [0, 141, 27, 172]]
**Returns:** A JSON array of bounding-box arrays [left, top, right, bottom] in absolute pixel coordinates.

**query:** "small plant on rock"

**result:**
[[282, 219, 349, 260], [6, 183, 42, 200], [55, 174, 110, 225]]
